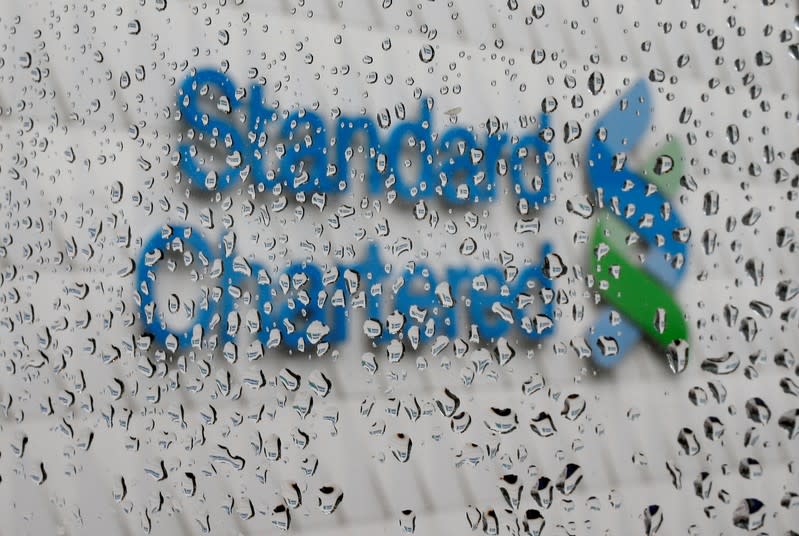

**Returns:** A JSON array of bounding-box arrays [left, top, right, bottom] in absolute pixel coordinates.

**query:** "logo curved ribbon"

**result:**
[[586, 79, 689, 368]]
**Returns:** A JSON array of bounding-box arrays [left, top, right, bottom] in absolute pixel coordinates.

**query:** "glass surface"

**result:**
[[0, 1, 797, 534]]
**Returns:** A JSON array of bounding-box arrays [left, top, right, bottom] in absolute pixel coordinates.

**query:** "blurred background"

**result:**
[[0, 0, 797, 534]]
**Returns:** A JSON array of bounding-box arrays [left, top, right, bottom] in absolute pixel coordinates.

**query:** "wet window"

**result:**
[[0, 0, 797, 533]]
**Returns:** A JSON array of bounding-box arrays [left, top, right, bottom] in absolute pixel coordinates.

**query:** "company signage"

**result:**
[[136, 69, 688, 367]]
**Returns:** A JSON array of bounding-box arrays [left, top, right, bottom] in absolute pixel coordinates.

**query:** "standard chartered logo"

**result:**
[[585, 80, 690, 370], [137, 71, 690, 369]]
